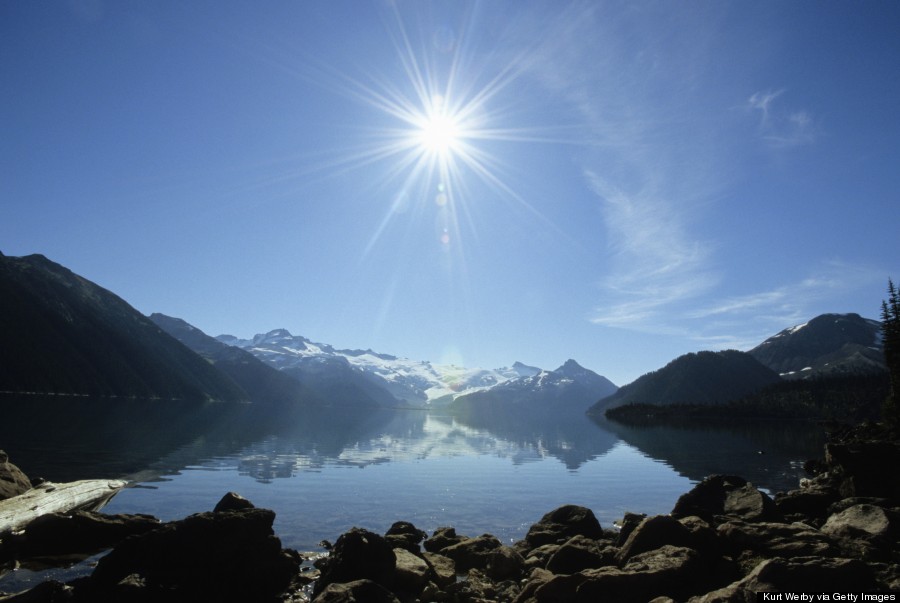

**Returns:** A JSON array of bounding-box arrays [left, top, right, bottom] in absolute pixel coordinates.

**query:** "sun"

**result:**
[[419, 113, 460, 155], [416, 96, 461, 156]]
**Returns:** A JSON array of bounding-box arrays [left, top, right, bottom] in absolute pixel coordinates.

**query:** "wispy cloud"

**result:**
[[508, 5, 725, 332], [686, 260, 886, 348], [747, 89, 819, 147], [586, 172, 718, 330], [503, 7, 863, 351]]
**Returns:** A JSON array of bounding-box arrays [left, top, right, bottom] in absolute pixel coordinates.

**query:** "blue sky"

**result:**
[[3, 1, 898, 386]]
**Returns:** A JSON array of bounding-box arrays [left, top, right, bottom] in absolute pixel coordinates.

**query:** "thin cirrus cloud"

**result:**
[[747, 89, 819, 147], [686, 261, 886, 347], [591, 260, 884, 349], [585, 171, 719, 332], [506, 5, 725, 334]]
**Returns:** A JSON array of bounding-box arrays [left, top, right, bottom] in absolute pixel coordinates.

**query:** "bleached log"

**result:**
[[0, 479, 127, 534]]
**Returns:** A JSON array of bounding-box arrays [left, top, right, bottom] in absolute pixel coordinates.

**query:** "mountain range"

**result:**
[[0, 252, 887, 417]]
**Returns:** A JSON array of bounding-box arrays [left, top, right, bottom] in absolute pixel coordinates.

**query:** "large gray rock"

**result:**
[[821, 503, 896, 560], [717, 520, 839, 558], [672, 475, 778, 523], [695, 556, 875, 600], [82, 505, 299, 602], [484, 544, 526, 581], [518, 505, 604, 551], [616, 515, 693, 563], [546, 534, 611, 574], [439, 533, 524, 578], [722, 483, 780, 522], [391, 547, 429, 594], [535, 545, 704, 603], [821, 503, 892, 540], [773, 486, 841, 523], [313, 528, 396, 598]]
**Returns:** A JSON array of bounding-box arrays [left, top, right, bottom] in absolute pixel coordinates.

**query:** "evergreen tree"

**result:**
[[882, 279, 900, 425]]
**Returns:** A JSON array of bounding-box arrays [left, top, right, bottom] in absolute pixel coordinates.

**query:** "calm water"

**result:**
[[0, 396, 826, 587]]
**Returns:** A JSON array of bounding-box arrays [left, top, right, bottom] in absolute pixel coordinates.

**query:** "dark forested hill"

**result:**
[[0, 253, 248, 401], [588, 350, 781, 415]]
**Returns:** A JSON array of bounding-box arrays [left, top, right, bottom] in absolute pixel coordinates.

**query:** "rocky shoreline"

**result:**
[[1, 423, 899, 602]]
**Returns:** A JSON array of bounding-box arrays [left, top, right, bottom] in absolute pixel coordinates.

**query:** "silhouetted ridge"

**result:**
[[0, 253, 247, 401], [588, 350, 780, 415]]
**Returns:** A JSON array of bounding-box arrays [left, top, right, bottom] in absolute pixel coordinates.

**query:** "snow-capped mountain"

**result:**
[[451, 359, 618, 414], [748, 313, 884, 378], [216, 329, 559, 406]]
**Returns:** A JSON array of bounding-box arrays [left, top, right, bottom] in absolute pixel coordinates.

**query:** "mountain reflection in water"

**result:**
[[0, 396, 825, 550]]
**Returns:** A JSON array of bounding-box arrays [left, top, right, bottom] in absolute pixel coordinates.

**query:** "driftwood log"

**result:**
[[0, 480, 127, 534]]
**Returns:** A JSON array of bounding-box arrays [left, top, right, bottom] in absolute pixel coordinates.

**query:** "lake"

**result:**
[[0, 396, 826, 589]]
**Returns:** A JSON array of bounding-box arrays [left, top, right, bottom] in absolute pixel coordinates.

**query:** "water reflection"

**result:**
[[0, 396, 825, 495], [595, 415, 826, 493]]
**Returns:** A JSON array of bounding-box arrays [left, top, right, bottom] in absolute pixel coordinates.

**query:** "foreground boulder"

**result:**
[[312, 528, 396, 598], [671, 475, 779, 523], [5, 510, 159, 562], [72, 496, 299, 602], [516, 505, 605, 551], [694, 556, 877, 601]]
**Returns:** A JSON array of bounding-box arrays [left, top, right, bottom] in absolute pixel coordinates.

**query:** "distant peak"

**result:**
[[554, 359, 585, 373], [267, 328, 293, 337], [251, 328, 297, 346], [511, 361, 541, 377]]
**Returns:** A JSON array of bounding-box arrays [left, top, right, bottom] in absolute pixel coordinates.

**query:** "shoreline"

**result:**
[[2, 423, 899, 602]]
